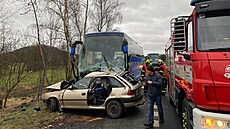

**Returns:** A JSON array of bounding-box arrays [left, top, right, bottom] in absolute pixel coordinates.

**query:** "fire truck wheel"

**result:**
[[181, 99, 191, 129]]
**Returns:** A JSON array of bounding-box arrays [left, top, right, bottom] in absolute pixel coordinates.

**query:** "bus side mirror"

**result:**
[[71, 41, 83, 55], [122, 39, 128, 54]]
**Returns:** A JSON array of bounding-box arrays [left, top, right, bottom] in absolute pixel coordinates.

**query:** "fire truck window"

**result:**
[[197, 10, 230, 51], [188, 22, 193, 51]]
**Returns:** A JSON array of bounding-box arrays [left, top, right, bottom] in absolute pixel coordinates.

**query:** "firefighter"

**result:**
[[142, 59, 152, 93], [157, 59, 167, 96]]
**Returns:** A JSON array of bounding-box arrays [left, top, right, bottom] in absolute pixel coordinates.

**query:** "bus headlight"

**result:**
[[205, 118, 214, 127], [216, 120, 224, 128]]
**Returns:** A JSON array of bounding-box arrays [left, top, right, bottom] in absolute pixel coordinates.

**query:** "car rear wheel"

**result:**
[[106, 100, 123, 119], [48, 98, 58, 112]]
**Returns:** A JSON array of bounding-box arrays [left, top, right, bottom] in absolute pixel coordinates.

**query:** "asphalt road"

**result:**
[[51, 94, 182, 129]]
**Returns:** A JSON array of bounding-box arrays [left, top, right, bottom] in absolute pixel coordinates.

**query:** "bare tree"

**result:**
[[91, 0, 124, 32], [46, 0, 75, 80], [0, 0, 18, 53], [21, 0, 48, 100], [0, 46, 30, 108], [0, 23, 12, 53], [69, 0, 90, 40], [42, 13, 62, 47]]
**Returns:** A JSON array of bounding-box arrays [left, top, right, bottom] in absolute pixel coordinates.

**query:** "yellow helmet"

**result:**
[[145, 59, 151, 64], [157, 59, 163, 65]]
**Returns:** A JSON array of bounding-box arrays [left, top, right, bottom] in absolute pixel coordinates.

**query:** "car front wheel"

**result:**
[[106, 100, 123, 119], [48, 98, 58, 112]]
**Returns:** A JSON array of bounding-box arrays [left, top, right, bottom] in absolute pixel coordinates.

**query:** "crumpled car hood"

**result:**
[[45, 81, 62, 90]]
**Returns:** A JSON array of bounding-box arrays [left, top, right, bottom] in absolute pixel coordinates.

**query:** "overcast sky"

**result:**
[[6, 0, 194, 55], [116, 0, 194, 55]]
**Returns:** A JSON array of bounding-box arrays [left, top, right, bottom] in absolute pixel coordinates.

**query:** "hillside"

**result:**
[[0, 45, 68, 71]]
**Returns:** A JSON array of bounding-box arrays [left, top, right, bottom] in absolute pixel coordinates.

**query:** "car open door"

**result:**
[[62, 77, 92, 109]]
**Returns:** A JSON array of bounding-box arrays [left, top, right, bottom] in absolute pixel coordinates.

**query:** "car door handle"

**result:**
[[82, 93, 86, 96]]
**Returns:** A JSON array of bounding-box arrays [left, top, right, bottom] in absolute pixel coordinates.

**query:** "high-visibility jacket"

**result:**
[[142, 65, 148, 77], [158, 65, 167, 78]]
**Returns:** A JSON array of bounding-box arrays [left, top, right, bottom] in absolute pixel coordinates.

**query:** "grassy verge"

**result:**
[[0, 67, 66, 98], [0, 67, 66, 128], [0, 101, 63, 129], [20, 67, 66, 88]]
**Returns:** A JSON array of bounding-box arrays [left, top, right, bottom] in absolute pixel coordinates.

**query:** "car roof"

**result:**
[[85, 71, 119, 77]]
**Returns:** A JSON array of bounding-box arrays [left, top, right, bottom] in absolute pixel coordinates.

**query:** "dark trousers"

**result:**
[[147, 95, 164, 123]]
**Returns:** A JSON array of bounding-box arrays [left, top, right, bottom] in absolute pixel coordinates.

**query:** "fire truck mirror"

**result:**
[[178, 52, 190, 61], [174, 21, 185, 42], [183, 54, 190, 60], [171, 17, 187, 52]]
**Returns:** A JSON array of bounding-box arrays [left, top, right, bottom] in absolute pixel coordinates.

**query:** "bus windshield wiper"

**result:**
[[208, 47, 230, 51], [103, 55, 115, 71]]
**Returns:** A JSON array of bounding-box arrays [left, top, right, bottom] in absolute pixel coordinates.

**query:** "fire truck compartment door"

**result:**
[[208, 53, 230, 112]]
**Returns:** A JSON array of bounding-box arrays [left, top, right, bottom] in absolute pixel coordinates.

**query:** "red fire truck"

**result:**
[[165, 0, 230, 129]]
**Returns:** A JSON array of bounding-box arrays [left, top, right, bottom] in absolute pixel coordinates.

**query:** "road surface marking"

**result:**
[[154, 105, 160, 127]]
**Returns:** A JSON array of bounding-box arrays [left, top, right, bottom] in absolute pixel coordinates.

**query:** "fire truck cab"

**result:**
[[165, 0, 230, 129]]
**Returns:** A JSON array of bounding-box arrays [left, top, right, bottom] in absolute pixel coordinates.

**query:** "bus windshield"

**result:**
[[197, 10, 230, 51], [78, 34, 125, 74], [147, 53, 160, 62]]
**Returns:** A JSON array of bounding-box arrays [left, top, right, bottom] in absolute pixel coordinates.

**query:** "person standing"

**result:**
[[144, 65, 164, 128], [157, 59, 167, 96], [141, 59, 152, 93]]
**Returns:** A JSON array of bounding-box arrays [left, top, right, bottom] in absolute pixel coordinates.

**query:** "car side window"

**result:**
[[72, 77, 92, 89], [108, 77, 124, 88]]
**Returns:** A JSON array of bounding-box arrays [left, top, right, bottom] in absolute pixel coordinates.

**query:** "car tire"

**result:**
[[48, 98, 58, 112], [106, 100, 123, 119]]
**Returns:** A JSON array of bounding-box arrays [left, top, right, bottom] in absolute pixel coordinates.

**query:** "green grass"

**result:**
[[0, 67, 66, 101], [20, 67, 66, 87], [0, 101, 63, 129], [0, 67, 66, 88]]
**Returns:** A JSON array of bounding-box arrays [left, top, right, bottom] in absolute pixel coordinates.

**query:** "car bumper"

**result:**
[[122, 93, 145, 108]]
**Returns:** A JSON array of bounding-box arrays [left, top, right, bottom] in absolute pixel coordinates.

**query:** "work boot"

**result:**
[[144, 122, 153, 128]]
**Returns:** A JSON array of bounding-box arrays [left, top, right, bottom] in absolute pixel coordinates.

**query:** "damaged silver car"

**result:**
[[43, 71, 144, 118]]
